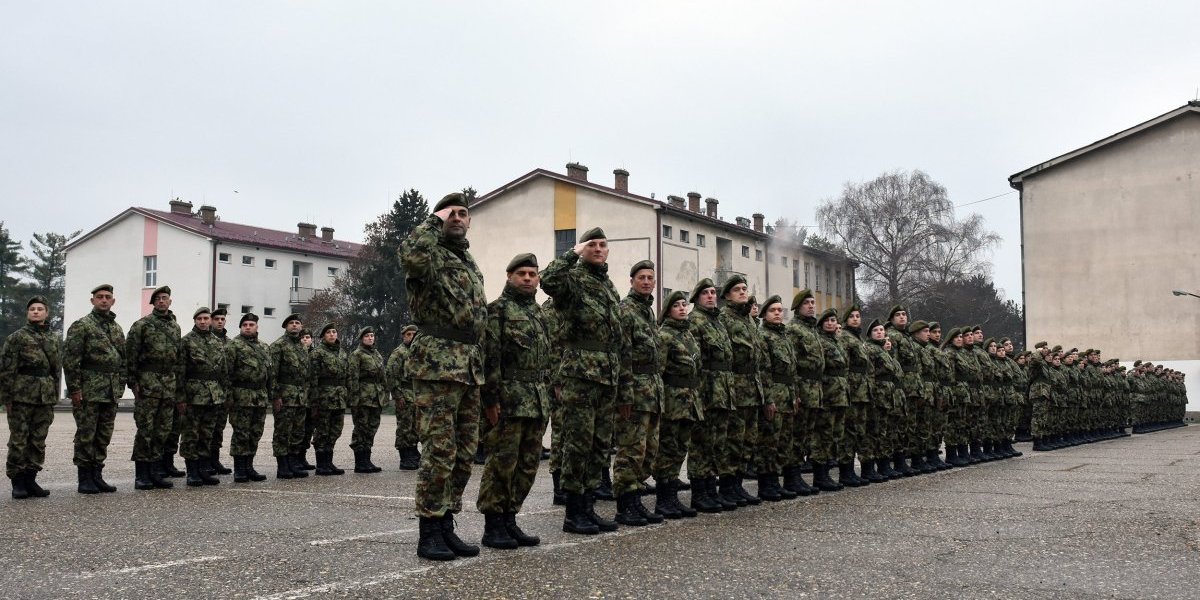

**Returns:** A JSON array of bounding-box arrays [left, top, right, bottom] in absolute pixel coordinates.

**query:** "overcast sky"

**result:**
[[3, 1, 1198, 303]]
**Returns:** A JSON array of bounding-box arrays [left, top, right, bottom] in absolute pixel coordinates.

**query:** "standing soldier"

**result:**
[[296, 329, 317, 471], [310, 324, 349, 476], [348, 327, 387, 474], [718, 275, 769, 504], [863, 319, 904, 479], [813, 308, 849, 491], [613, 260, 665, 526], [541, 227, 628, 535], [127, 285, 182, 490], [477, 253, 552, 549], [400, 193, 488, 561], [757, 295, 799, 500], [226, 313, 272, 482], [270, 314, 310, 479], [654, 291, 703, 516], [388, 325, 420, 470], [208, 307, 233, 475], [688, 278, 737, 511], [943, 329, 975, 466], [923, 323, 953, 470], [177, 306, 226, 486], [838, 305, 871, 486], [783, 290, 822, 496], [2, 296, 61, 499], [64, 284, 124, 494], [905, 320, 937, 473]]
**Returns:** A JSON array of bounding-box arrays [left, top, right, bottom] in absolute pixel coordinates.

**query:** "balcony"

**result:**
[[289, 286, 315, 306]]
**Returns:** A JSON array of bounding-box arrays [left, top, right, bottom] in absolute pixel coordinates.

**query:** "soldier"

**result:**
[[127, 285, 182, 490], [813, 308, 849, 491], [942, 328, 973, 465], [613, 260, 664, 526], [687, 278, 737, 511], [64, 284, 125, 494], [269, 314, 310, 479], [782, 291, 822, 496], [863, 319, 904, 479], [177, 306, 226, 486], [226, 313, 272, 483], [654, 290, 703, 516], [923, 323, 953, 470], [542, 297, 568, 506], [884, 307, 919, 476], [2, 296, 61, 499], [966, 327, 995, 460], [208, 307, 233, 475], [757, 295, 799, 500], [388, 324, 420, 470], [310, 323, 348, 476], [838, 305, 871, 485], [540, 227, 627, 535], [296, 328, 317, 471], [477, 253, 552, 549], [718, 275, 770, 504], [348, 326, 386, 474], [400, 192, 487, 560]]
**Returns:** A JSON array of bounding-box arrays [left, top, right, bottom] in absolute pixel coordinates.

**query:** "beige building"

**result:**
[[470, 163, 857, 314], [1009, 101, 1200, 408]]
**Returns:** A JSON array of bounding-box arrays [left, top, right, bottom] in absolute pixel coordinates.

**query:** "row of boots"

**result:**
[[10, 469, 53, 499], [1033, 428, 1130, 451], [418, 512, 539, 561], [1132, 421, 1187, 434]]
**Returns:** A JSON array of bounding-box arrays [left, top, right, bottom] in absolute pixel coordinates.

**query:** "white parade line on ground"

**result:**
[[226, 488, 416, 501], [77, 556, 227, 578], [307, 528, 419, 546]]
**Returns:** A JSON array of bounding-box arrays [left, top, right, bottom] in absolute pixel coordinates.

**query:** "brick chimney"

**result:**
[[566, 162, 589, 181], [687, 192, 701, 213], [666, 195, 685, 208], [321, 227, 335, 242], [169, 199, 193, 215], [752, 213, 764, 233], [613, 168, 629, 192], [298, 222, 317, 238], [705, 197, 719, 218], [198, 205, 217, 225]]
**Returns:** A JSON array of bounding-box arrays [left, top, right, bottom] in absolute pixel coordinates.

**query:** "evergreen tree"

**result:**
[[0, 221, 30, 338], [28, 230, 80, 331]]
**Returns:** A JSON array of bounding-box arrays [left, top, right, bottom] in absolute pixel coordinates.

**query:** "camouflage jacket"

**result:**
[[539, 251, 628, 387], [786, 315, 825, 409], [864, 338, 904, 413], [349, 344, 388, 408], [309, 340, 348, 410], [658, 317, 702, 421], [64, 309, 126, 402], [269, 333, 310, 407], [177, 327, 227, 406], [689, 305, 735, 411], [400, 214, 487, 385], [839, 327, 871, 405], [971, 346, 998, 403], [761, 321, 798, 413], [1026, 353, 1052, 401], [618, 290, 663, 413], [887, 326, 923, 400], [912, 340, 937, 405], [718, 303, 766, 408], [386, 344, 413, 407], [817, 327, 849, 408], [0, 321, 62, 406], [482, 284, 552, 420], [226, 333, 271, 408], [127, 309, 182, 399]]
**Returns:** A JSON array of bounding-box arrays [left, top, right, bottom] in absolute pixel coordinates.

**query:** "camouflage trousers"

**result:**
[[843, 402, 869, 461], [859, 403, 884, 460], [548, 391, 564, 474], [904, 398, 929, 454], [72, 400, 117, 467], [881, 404, 906, 457], [311, 408, 345, 451], [558, 377, 616, 495], [180, 404, 219, 460], [210, 402, 229, 451], [273, 406, 308, 457], [653, 417, 693, 483], [6, 403, 54, 478], [393, 392, 418, 450], [810, 405, 845, 463], [132, 396, 176, 462], [477, 414, 546, 514], [350, 406, 382, 451], [163, 403, 182, 457], [755, 408, 791, 476], [689, 407, 728, 479], [612, 410, 660, 496], [414, 380, 479, 519], [788, 406, 813, 468], [927, 397, 948, 450], [723, 405, 758, 477], [230, 406, 267, 456], [299, 409, 315, 452]]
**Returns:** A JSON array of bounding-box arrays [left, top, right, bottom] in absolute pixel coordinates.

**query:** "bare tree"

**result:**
[[921, 213, 1001, 288]]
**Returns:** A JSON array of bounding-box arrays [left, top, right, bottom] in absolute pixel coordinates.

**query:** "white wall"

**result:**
[[469, 178, 557, 302]]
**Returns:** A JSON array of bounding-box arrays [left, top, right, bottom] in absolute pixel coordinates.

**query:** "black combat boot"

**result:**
[[417, 516, 456, 561], [504, 513, 540, 546], [363, 449, 382, 472], [1006, 441, 1023, 457], [319, 450, 345, 475], [481, 513, 519, 549], [876, 458, 900, 480], [920, 452, 939, 473], [908, 454, 928, 474], [757, 474, 783, 501], [594, 468, 615, 501], [943, 446, 959, 467], [655, 483, 684, 519], [24, 470, 49, 497], [297, 450, 317, 470], [666, 480, 698, 517], [615, 492, 649, 527], [735, 476, 762, 505], [288, 454, 309, 477], [353, 449, 372, 474], [690, 477, 722, 514], [399, 446, 420, 470], [632, 493, 665, 524], [718, 475, 746, 507], [161, 453, 185, 478], [77, 465, 100, 494], [563, 492, 600, 535], [675, 477, 691, 491], [927, 450, 949, 470], [845, 461, 869, 485], [275, 455, 294, 479], [813, 461, 843, 492], [210, 445, 232, 475], [948, 445, 969, 467], [968, 442, 985, 463], [894, 453, 917, 477], [134, 462, 154, 490], [246, 455, 267, 481], [93, 465, 117, 492], [185, 459, 205, 487], [705, 477, 733, 511], [781, 466, 803, 495], [584, 492, 619, 532], [473, 445, 486, 465], [552, 471, 566, 506], [862, 460, 885, 484], [1032, 437, 1049, 451], [11, 473, 30, 499], [441, 512, 480, 557], [149, 461, 174, 489], [233, 456, 250, 483], [838, 463, 865, 487]]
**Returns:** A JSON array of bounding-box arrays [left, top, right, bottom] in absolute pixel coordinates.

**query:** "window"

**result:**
[[327, 267, 338, 277], [241, 305, 253, 314], [218, 252, 231, 263], [217, 303, 229, 311], [755, 249, 763, 262], [143, 255, 157, 287], [804, 262, 811, 288], [264, 259, 277, 269], [781, 256, 788, 267], [263, 307, 275, 317], [242, 255, 254, 266], [662, 225, 673, 239], [835, 270, 842, 297], [696, 234, 706, 247], [741, 245, 750, 258], [825, 268, 832, 294], [554, 229, 576, 257], [814, 265, 821, 292], [679, 230, 690, 243], [792, 263, 800, 287]]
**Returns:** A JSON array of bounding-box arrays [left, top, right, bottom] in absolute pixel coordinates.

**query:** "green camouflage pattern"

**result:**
[[539, 250, 628, 387], [269, 333, 310, 407], [64, 309, 126, 402], [617, 290, 663, 413], [177, 327, 227, 406], [689, 305, 735, 410], [349, 344, 388, 408], [350, 406, 382, 451], [126, 309, 182, 399], [6, 403, 55, 478], [387, 343, 418, 450], [229, 406, 267, 456], [477, 415, 546, 514], [657, 318, 702, 421], [72, 402, 117, 467], [482, 284, 552, 420], [414, 380, 480, 518], [1, 321, 63, 406], [226, 334, 272, 408], [309, 340, 348, 410]]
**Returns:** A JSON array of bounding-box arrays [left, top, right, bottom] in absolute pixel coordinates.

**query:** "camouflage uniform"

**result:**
[[269, 331, 310, 459], [209, 327, 231, 465], [127, 308, 182, 463], [654, 314, 702, 486], [177, 325, 227, 462], [2, 320, 62, 479], [226, 332, 271, 456], [309, 339, 349, 453], [863, 335, 904, 465], [759, 318, 797, 483], [349, 340, 387, 452], [687, 303, 734, 488], [387, 341, 418, 457], [64, 308, 125, 470], [613, 290, 663, 497], [814, 322, 849, 466], [838, 326, 871, 467], [888, 325, 924, 461], [784, 309, 824, 484], [718, 302, 767, 496]]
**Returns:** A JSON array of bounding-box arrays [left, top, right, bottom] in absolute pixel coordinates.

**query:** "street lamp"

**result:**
[[1172, 290, 1200, 299]]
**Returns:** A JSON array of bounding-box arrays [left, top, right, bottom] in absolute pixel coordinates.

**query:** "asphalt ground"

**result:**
[[1, 414, 1198, 599]]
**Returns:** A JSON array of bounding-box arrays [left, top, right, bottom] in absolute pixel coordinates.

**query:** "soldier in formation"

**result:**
[[388, 324, 420, 470], [348, 326, 386, 474], [176, 306, 225, 486], [226, 313, 271, 483], [3, 296, 61, 499], [64, 284, 123, 494]]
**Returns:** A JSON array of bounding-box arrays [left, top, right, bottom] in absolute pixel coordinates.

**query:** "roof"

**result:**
[[1009, 101, 1200, 190], [67, 207, 361, 260]]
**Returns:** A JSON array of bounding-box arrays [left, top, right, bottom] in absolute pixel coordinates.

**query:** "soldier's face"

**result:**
[[1017, 356, 1026, 365], [90, 291, 115, 312], [286, 321, 303, 334], [1004, 341, 1014, 354], [884, 339, 893, 351], [846, 311, 861, 328], [914, 328, 929, 343], [669, 299, 688, 321], [323, 330, 338, 344], [697, 287, 717, 309], [998, 348, 1007, 358], [361, 332, 375, 347], [441, 207, 470, 239], [153, 293, 172, 311], [973, 331, 983, 344], [241, 321, 257, 336], [27, 303, 48, 324], [892, 311, 907, 328], [403, 331, 416, 345], [301, 335, 313, 347], [929, 329, 941, 343], [631, 269, 655, 295], [508, 266, 540, 296], [194, 314, 212, 331], [725, 283, 748, 305], [749, 303, 759, 318], [870, 325, 886, 341], [580, 239, 608, 266], [987, 342, 997, 355], [213, 315, 227, 330], [764, 304, 784, 324], [952, 334, 964, 348], [821, 317, 838, 333], [800, 297, 816, 318]]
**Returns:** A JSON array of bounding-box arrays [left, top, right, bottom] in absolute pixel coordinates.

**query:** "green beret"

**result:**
[[358, 326, 375, 339], [887, 305, 906, 321], [1000, 337, 1011, 344], [211, 307, 228, 317], [282, 313, 302, 328], [401, 325, 419, 335], [660, 290, 688, 323], [866, 318, 884, 335], [1133, 360, 1142, 367], [720, 274, 747, 297], [791, 289, 814, 311], [761, 295, 784, 312], [842, 304, 861, 323], [192, 306, 212, 319], [1083, 348, 1094, 355], [971, 325, 982, 332], [1067, 347, 1078, 354], [239, 313, 258, 326], [433, 192, 468, 213], [907, 320, 929, 333], [928, 321, 941, 331], [689, 278, 716, 304], [319, 323, 337, 336], [299, 328, 313, 338], [945, 326, 960, 339], [984, 337, 997, 348], [1051, 345, 1062, 353], [629, 259, 655, 278], [90, 284, 114, 295], [26, 295, 49, 309], [579, 227, 606, 243], [506, 253, 538, 273], [1034, 341, 1048, 349], [816, 307, 838, 326], [149, 285, 171, 303]]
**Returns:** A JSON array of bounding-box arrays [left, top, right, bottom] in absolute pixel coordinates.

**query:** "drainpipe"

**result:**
[[655, 207, 663, 315], [211, 240, 219, 308]]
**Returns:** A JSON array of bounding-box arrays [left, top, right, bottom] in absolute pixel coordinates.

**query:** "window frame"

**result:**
[[143, 255, 157, 288]]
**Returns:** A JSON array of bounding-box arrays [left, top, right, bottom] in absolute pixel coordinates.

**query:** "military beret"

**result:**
[[432, 192, 468, 213], [358, 326, 374, 339], [149, 285, 171, 303], [816, 307, 838, 326], [689, 278, 716, 304], [1067, 347, 1078, 354], [26, 295, 49, 309], [282, 313, 302, 328], [1083, 348, 1093, 355], [887, 305, 906, 321], [984, 337, 996, 348], [319, 323, 337, 336], [842, 304, 862, 324], [1051, 345, 1062, 353], [90, 284, 114, 295], [928, 321, 941, 331], [401, 325, 419, 335], [579, 227, 606, 243], [866, 318, 885, 335], [299, 328, 313, 338], [192, 306, 212, 319], [1035, 341, 1048, 349], [971, 325, 983, 332], [761, 295, 784, 312], [239, 312, 258, 326], [945, 327, 960, 339], [506, 253, 538, 273], [1000, 337, 1010, 344], [629, 259, 654, 278], [907, 320, 929, 333], [1133, 360, 1142, 367], [211, 307, 228, 317], [791, 289, 814, 311], [660, 290, 688, 323], [721, 274, 747, 297]]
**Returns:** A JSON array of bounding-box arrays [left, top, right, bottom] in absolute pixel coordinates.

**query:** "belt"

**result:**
[[186, 371, 220, 382], [81, 360, 122, 374], [358, 375, 382, 384], [317, 377, 344, 387], [416, 323, 479, 345], [17, 366, 51, 377], [632, 363, 659, 375], [662, 373, 700, 389], [232, 380, 265, 390], [797, 368, 822, 380], [772, 373, 794, 385], [732, 363, 755, 376], [704, 360, 732, 372], [566, 339, 615, 353], [503, 368, 544, 383], [139, 362, 175, 374]]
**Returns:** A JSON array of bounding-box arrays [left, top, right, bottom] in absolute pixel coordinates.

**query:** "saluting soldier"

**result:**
[[2, 296, 62, 499], [64, 284, 125, 494], [176, 306, 227, 486], [309, 323, 349, 476], [269, 314, 310, 479], [654, 290, 703, 516], [348, 327, 387, 474], [127, 285, 182, 490], [208, 307, 233, 475], [226, 313, 272, 482], [388, 324, 420, 470]]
